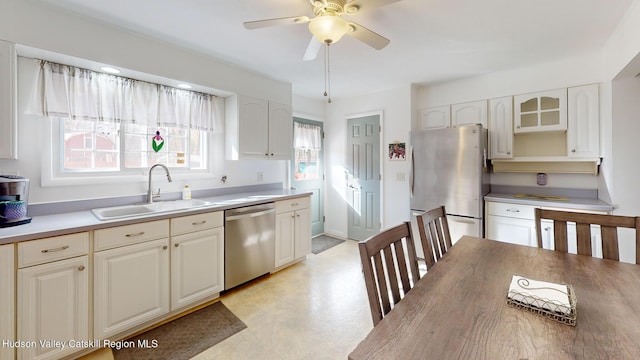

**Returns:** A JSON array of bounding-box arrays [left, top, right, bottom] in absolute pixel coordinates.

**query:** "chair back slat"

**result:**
[[359, 221, 421, 326], [393, 240, 412, 294], [553, 220, 568, 253], [535, 208, 639, 264], [601, 226, 619, 261], [416, 206, 452, 270], [576, 223, 592, 256], [383, 246, 402, 305]]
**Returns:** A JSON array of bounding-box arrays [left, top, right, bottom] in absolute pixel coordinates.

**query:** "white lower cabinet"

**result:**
[[16, 232, 90, 360], [486, 201, 609, 251], [0, 244, 15, 360], [294, 208, 311, 258], [171, 228, 223, 310], [486, 213, 538, 248], [275, 197, 311, 267], [94, 237, 170, 339]]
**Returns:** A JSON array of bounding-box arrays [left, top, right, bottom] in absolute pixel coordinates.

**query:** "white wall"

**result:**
[[600, 0, 640, 211], [414, 52, 605, 190], [0, 0, 292, 204], [323, 86, 412, 238]]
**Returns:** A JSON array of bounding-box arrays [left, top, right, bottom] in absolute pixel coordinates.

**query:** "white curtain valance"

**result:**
[[294, 123, 322, 150], [40, 60, 221, 131]]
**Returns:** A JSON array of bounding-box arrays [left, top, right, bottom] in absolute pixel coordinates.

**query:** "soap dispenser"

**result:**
[[182, 185, 191, 200]]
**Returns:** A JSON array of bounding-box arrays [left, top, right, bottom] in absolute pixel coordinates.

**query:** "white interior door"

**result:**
[[347, 114, 381, 241]]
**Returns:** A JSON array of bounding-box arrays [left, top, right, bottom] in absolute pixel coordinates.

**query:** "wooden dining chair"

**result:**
[[534, 208, 640, 263], [358, 221, 421, 326], [416, 206, 453, 269]]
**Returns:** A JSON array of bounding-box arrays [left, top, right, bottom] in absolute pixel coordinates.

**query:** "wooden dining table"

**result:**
[[349, 236, 640, 359]]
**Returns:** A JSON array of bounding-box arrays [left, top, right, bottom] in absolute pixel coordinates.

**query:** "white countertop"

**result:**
[[0, 189, 311, 245]]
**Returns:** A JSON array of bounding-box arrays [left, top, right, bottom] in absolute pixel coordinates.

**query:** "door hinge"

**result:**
[[379, 174, 381, 180], [323, 216, 326, 223], [322, 131, 325, 139], [323, 174, 325, 181]]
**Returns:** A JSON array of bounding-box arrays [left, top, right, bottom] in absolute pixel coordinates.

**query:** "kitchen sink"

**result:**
[[92, 199, 212, 220]]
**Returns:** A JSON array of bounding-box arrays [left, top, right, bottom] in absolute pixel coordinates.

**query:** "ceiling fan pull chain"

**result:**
[[327, 43, 332, 103], [323, 43, 328, 98]]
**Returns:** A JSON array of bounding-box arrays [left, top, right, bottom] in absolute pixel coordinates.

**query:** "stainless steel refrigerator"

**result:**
[[409, 124, 490, 258]]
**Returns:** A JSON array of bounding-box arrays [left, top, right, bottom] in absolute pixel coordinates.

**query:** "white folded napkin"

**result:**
[[507, 275, 571, 315]]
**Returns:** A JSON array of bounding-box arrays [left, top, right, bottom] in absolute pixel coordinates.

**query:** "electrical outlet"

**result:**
[[257, 171, 263, 182]]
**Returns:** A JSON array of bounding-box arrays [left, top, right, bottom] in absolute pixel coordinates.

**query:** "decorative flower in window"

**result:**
[[152, 131, 164, 153]]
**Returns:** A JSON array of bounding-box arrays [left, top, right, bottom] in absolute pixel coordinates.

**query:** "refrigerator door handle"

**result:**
[[409, 145, 415, 197], [483, 147, 488, 169]]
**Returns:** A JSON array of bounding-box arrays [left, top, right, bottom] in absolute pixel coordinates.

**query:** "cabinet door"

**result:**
[[268, 101, 293, 160], [238, 95, 269, 159], [567, 84, 599, 158], [0, 245, 14, 360], [294, 208, 312, 259], [94, 238, 170, 339], [18, 256, 89, 360], [486, 215, 537, 247], [514, 89, 567, 133], [275, 211, 295, 267], [451, 100, 487, 128], [489, 97, 513, 159], [0, 39, 16, 159], [417, 106, 450, 130], [171, 227, 224, 310]]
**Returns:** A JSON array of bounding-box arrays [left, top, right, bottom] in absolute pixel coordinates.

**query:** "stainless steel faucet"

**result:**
[[147, 164, 173, 204]]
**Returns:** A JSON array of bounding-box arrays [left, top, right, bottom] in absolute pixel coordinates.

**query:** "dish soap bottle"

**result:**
[[182, 185, 191, 200]]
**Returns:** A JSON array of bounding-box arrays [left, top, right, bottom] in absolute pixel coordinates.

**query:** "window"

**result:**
[[37, 60, 221, 178], [60, 120, 207, 172]]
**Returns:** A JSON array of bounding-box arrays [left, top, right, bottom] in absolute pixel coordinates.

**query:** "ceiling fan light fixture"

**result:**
[[309, 13, 349, 44]]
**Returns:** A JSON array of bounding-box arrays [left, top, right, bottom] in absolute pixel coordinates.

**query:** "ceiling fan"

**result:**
[[243, 0, 401, 61]]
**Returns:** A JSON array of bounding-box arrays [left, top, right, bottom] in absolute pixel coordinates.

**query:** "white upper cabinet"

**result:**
[[514, 89, 567, 133], [225, 94, 292, 160], [489, 97, 513, 159], [451, 100, 488, 128], [417, 105, 450, 130], [567, 84, 599, 158], [267, 101, 293, 159], [0, 39, 17, 159]]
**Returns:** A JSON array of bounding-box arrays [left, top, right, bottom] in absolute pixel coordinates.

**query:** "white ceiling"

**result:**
[[36, 0, 635, 101]]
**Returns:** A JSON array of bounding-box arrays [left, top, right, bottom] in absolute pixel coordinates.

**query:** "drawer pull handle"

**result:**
[[162, 245, 168, 250], [291, 203, 298, 206], [506, 209, 520, 213], [41, 245, 69, 253], [192, 220, 207, 225], [125, 232, 145, 237], [77, 265, 85, 271]]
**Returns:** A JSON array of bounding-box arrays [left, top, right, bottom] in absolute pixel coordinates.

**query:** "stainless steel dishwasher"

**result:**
[[224, 202, 275, 290]]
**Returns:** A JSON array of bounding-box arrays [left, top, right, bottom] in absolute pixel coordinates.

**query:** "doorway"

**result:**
[[346, 114, 381, 241], [291, 117, 324, 237]]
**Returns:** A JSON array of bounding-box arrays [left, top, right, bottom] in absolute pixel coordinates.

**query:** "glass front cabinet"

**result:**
[[514, 89, 567, 133]]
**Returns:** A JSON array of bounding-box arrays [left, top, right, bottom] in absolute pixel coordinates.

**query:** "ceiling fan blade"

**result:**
[[344, 0, 401, 14], [346, 22, 390, 50], [303, 37, 322, 61], [243, 16, 310, 30]]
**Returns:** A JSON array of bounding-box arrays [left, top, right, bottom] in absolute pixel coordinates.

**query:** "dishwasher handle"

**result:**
[[225, 208, 275, 221]]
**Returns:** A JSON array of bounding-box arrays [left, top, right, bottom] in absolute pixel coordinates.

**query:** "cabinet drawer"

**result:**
[[275, 197, 310, 213], [18, 232, 89, 268], [171, 211, 223, 236], [94, 220, 169, 251], [486, 202, 536, 219]]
